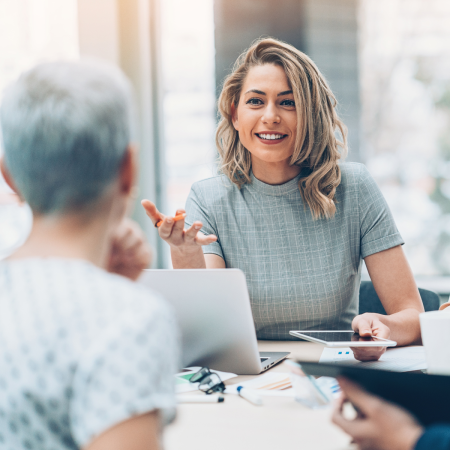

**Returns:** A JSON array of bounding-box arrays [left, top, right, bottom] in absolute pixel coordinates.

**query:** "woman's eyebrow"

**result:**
[[243, 89, 293, 96], [244, 89, 266, 95], [277, 90, 293, 96]]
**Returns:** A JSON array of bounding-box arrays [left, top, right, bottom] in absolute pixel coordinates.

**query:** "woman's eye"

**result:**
[[246, 98, 263, 105], [281, 99, 295, 107]]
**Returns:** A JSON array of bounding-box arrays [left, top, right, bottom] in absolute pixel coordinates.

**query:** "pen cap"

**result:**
[[236, 386, 263, 405]]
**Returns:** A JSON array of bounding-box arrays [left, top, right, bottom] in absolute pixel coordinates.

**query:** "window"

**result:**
[[160, 0, 216, 216], [0, 0, 79, 258], [360, 0, 450, 276]]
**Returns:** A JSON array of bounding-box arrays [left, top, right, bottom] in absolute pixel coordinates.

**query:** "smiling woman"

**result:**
[[142, 38, 424, 360], [217, 41, 346, 219]]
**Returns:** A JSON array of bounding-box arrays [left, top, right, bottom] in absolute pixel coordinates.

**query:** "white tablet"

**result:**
[[289, 330, 397, 347]]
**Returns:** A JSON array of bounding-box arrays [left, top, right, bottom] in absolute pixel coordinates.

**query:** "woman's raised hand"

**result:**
[[141, 199, 218, 252]]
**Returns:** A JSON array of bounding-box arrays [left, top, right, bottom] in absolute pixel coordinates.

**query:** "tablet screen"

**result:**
[[299, 331, 379, 342]]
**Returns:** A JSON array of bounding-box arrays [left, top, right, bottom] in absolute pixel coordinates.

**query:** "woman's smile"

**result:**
[[255, 131, 288, 145]]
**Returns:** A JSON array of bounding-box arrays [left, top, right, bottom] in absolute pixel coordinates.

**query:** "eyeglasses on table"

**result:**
[[189, 367, 226, 395]]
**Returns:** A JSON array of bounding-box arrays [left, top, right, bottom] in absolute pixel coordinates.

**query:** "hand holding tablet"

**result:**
[[289, 330, 397, 348]]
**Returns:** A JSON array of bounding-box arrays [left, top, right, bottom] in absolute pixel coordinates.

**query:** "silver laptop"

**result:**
[[139, 269, 289, 375]]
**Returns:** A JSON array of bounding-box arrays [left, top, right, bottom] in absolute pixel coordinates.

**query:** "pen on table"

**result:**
[[177, 395, 225, 404], [237, 386, 263, 406], [155, 213, 186, 228]]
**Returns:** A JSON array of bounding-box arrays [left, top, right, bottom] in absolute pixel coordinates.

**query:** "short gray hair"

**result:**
[[0, 59, 135, 214]]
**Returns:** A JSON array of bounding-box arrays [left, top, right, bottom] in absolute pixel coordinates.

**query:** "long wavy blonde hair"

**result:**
[[216, 37, 348, 219]]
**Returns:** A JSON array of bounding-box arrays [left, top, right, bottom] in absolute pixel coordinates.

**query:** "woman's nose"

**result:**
[[261, 103, 281, 124]]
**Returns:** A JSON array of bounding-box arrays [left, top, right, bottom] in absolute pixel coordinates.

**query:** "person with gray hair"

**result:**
[[0, 60, 179, 450]]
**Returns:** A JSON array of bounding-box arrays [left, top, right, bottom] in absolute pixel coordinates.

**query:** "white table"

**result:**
[[164, 341, 354, 450]]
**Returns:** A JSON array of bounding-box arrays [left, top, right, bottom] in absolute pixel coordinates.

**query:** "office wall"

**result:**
[[77, 0, 167, 268], [214, 0, 361, 161], [303, 0, 361, 161], [214, 0, 306, 95]]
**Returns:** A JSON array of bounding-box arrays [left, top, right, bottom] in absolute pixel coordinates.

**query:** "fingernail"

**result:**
[[195, 225, 201, 230], [167, 218, 173, 224]]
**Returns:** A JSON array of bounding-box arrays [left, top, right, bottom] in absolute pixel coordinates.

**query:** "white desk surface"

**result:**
[[164, 341, 355, 450]]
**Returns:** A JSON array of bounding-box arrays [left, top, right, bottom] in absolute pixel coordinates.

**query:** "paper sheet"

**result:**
[[319, 345, 427, 372], [226, 372, 296, 397], [175, 367, 238, 393]]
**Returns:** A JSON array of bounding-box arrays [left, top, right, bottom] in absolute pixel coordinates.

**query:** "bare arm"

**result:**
[[363, 245, 424, 345], [204, 254, 226, 268], [84, 412, 160, 450], [171, 246, 225, 269], [352, 245, 424, 361]]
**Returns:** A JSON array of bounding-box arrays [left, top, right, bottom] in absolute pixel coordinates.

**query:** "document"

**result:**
[[226, 372, 295, 397], [175, 367, 237, 393], [319, 345, 427, 372]]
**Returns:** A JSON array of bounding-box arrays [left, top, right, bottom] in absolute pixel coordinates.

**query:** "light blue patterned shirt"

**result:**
[[185, 163, 404, 339], [0, 259, 179, 449]]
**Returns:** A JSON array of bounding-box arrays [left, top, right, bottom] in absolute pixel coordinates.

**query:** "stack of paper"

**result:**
[[319, 345, 427, 372], [226, 372, 295, 397]]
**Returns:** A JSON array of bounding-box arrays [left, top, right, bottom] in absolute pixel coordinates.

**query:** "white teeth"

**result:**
[[258, 134, 284, 140]]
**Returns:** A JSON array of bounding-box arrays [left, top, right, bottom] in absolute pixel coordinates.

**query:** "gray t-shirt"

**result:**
[[185, 162, 403, 340], [0, 259, 179, 450]]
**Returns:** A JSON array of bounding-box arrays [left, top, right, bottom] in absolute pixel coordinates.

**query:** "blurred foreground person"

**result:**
[[333, 378, 450, 450], [0, 61, 178, 450]]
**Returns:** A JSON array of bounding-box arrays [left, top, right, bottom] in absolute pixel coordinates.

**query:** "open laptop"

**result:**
[[139, 269, 289, 375]]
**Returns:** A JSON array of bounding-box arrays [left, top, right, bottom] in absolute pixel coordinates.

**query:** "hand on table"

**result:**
[[332, 377, 423, 450], [141, 199, 217, 252], [351, 313, 391, 361], [108, 218, 152, 281]]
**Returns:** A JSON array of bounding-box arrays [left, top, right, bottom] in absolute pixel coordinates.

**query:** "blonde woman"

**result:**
[[143, 38, 423, 360]]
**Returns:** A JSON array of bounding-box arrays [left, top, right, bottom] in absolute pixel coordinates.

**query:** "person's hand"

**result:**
[[351, 313, 391, 361], [141, 199, 217, 253], [332, 377, 423, 450], [108, 218, 152, 281], [0, 192, 21, 205]]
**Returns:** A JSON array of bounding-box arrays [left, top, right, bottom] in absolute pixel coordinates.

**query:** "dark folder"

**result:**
[[298, 361, 450, 426]]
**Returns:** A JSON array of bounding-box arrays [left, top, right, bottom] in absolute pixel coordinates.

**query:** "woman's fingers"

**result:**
[[141, 199, 164, 226], [185, 222, 202, 243], [351, 313, 390, 361], [352, 314, 390, 339], [184, 223, 217, 246], [352, 315, 373, 337], [158, 216, 176, 239], [195, 231, 218, 246], [141, 200, 180, 242], [141, 202, 216, 249], [172, 209, 186, 235]]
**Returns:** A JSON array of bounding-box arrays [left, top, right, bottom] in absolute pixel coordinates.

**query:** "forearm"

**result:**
[[377, 308, 422, 346], [170, 246, 206, 269]]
